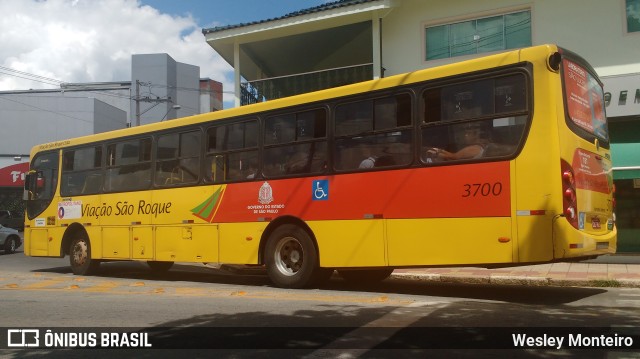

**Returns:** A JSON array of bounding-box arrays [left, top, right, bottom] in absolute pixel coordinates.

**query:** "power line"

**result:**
[[0, 65, 64, 86], [1, 66, 226, 123], [0, 67, 136, 102]]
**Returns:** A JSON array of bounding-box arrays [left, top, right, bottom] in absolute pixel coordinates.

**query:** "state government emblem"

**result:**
[[258, 182, 274, 204]]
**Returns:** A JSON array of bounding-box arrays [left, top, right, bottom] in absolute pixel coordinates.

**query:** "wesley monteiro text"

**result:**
[[512, 333, 634, 349]]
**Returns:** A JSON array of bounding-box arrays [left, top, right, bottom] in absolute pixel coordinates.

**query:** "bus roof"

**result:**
[[30, 44, 560, 157]]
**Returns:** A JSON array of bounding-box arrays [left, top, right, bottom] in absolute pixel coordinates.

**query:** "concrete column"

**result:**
[[372, 11, 382, 80], [234, 40, 241, 107]]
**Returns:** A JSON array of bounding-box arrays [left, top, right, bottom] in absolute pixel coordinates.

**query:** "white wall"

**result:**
[[0, 94, 126, 155], [381, 0, 640, 77]]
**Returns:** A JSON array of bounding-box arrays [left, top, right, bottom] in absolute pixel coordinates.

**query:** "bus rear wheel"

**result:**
[[338, 268, 394, 283], [265, 224, 320, 289], [69, 233, 100, 275]]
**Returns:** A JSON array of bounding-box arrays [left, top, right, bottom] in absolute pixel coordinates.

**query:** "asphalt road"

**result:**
[[1, 248, 639, 358]]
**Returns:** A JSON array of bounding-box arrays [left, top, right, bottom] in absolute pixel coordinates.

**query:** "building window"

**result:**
[[426, 10, 531, 60], [628, 0, 640, 33]]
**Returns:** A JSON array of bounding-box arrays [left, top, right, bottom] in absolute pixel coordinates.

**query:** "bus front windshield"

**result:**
[[26, 152, 59, 219], [562, 58, 609, 143]]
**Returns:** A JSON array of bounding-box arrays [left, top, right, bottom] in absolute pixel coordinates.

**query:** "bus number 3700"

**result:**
[[462, 182, 503, 197]]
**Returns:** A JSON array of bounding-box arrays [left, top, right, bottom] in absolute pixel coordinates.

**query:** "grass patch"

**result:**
[[589, 279, 622, 287]]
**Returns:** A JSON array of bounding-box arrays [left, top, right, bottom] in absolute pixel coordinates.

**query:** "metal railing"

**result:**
[[240, 63, 374, 106]]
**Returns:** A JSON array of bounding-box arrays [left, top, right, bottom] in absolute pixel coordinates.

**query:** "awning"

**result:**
[[0, 162, 29, 187], [611, 142, 640, 180]]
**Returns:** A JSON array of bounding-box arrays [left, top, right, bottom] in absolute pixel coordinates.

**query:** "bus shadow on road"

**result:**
[[30, 261, 609, 306]]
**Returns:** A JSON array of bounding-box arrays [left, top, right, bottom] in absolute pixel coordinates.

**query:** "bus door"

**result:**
[[24, 152, 59, 256]]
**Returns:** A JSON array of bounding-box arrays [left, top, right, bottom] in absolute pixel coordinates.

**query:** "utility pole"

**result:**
[[133, 80, 173, 126], [135, 80, 141, 127]]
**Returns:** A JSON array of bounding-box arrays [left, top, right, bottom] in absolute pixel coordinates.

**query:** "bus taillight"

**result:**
[[561, 160, 579, 229]]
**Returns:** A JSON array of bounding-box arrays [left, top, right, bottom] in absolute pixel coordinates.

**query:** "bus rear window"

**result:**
[[562, 59, 608, 141]]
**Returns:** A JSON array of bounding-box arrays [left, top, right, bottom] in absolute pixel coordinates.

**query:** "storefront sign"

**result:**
[[602, 73, 640, 117], [0, 162, 30, 187]]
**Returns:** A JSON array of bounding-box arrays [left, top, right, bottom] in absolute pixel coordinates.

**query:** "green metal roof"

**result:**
[[202, 0, 378, 35]]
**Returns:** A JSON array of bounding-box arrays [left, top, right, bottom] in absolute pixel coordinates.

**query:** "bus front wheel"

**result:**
[[265, 224, 320, 289], [69, 233, 100, 275]]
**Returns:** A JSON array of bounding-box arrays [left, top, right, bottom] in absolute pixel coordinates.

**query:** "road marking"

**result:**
[[0, 273, 414, 306], [303, 301, 447, 358], [22, 279, 66, 289], [84, 281, 120, 292]]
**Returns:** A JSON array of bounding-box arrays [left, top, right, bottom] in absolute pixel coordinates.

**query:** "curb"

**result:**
[[390, 272, 640, 288]]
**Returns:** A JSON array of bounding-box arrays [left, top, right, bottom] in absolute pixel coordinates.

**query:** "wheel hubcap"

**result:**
[[274, 237, 303, 276], [73, 241, 88, 266]]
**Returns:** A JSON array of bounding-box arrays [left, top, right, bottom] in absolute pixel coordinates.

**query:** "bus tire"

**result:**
[[265, 224, 320, 289], [338, 268, 393, 283], [147, 261, 174, 272], [69, 233, 100, 275]]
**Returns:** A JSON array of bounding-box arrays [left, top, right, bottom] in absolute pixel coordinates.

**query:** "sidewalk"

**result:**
[[391, 255, 640, 288]]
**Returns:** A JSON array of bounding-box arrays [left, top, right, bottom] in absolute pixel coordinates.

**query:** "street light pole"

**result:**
[[161, 104, 182, 121]]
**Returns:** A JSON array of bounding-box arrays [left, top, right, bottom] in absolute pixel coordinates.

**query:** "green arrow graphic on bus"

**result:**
[[191, 186, 224, 223]]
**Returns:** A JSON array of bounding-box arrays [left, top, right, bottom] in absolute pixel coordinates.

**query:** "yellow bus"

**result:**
[[23, 44, 615, 288]]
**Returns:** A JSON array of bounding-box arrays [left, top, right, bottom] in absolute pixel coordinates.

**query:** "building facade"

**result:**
[[0, 53, 223, 215], [203, 0, 640, 252]]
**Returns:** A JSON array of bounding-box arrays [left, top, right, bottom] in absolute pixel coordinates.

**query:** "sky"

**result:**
[[0, 0, 330, 107]]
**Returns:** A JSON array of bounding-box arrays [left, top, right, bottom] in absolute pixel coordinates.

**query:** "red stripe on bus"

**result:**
[[209, 162, 511, 223]]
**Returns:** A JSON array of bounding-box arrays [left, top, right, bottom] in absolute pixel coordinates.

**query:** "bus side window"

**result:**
[[421, 74, 528, 163], [105, 138, 152, 192], [206, 120, 258, 183], [156, 131, 201, 186], [334, 94, 412, 171], [61, 146, 103, 196], [263, 109, 327, 178]]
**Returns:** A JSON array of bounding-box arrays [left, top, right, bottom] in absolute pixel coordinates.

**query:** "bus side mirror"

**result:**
[[23, 173, 34, 200], [23, 171, 40, 200]]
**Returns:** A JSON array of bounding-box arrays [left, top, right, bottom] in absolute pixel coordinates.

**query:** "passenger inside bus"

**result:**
[[425, 123, 491, 161]]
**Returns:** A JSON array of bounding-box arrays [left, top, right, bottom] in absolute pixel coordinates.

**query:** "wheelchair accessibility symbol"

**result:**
[[312, 180, 329, 201]]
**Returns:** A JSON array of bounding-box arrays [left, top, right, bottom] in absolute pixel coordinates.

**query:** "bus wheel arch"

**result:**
[[260, 216, 331, 288], [259, 216, 318, 264], [63, 224, 100, 275]]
